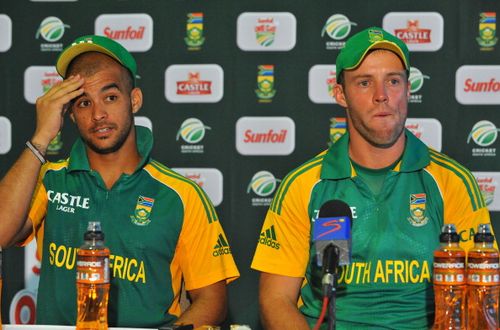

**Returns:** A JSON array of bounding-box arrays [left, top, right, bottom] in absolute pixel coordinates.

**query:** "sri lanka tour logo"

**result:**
[[321, 14, 357, 50], [395, 20, 431, 44], [185, 12, 205, 50], [248, 171, 281, 207], [36, 16, 69, 52], [255, 17, 276, 47], [408, 193, 429, 227], [476, 176, 497, 206], [176, 118, 211, 153], [477, 12, 497, 51], [468, 120, 499, 157], [130, 196, 155, 226], [408, 67, 430, 103], [255, 65, 276, 102], [329, 117, 346, 145]]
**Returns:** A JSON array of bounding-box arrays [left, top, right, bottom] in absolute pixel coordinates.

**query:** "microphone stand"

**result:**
[[322, 244, 340, 330]]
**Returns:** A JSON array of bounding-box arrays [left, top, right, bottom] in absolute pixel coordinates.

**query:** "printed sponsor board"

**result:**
[[236, 117, 295, 156], [237, 12, 296, 51], [173, 168, 223, 206]]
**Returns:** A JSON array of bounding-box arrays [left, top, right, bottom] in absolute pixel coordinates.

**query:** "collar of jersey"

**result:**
[[321, 128, 430, 179], [67, 125, 153, 173]]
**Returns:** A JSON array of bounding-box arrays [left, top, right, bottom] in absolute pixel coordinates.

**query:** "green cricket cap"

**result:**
[[56, 35, 137, 80], [336, 27, 410, 81]]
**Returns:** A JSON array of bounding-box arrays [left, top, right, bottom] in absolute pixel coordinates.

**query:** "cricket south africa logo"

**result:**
[[248, 171, 281, 207], [255, 65, 276, 102], [407, 193, 429, 227], [176, 118, 210, 154], [321, 14, 357, 50], [36, 16, 69, 51], [130, 196, 155, 226], [409, 67, 430, 103], [185, 12, 205, 50], [468, 121, 499, 147], [477, 12, 497, 51]]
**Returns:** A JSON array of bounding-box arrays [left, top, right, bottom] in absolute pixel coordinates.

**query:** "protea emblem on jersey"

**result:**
[[130, 196, 155, 226], [408, 193, 429, 227]]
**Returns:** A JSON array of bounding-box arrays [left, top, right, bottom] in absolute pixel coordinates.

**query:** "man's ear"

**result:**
[[334, 83, 348, 108], [131, 87, 143, 114]]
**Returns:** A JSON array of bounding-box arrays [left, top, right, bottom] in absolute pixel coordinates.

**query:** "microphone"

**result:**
[[313, 200, 353, 268]]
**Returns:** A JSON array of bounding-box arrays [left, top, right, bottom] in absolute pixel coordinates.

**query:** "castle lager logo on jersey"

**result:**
[[236, 117, 295, 155], [408, 66, 430, 103], [213, 233, 232, 257], [24, 67, 62, 104], [237, 12, 296, 51], [165, 64, 223, 103], [455, 66, 500, 105], [256, 65, 276, 102], [130, 195, 155, 226], [47, 190, 90, 214], [473, 172, 500, 211], [173, 168, 223, 206], [467, 120, 498, 157], [258, 225, 280, 250], [36, 16, 70, 52], [0, 14, 12, 52], [0, 116, 11, 155], [308, 65, 337, 104], [321, 14, 357, 50], [176, 118, 211, 154], [329, 117, 346, 145], [95, 14, 153, 52], [407, 193, 429, 227], [405, 118, 442, 151], [255, 17, 276, 47], [383, 12, 444, 51], [177, 72, 212, 95], [477, 12, 497, 51], [185, 13, 205, 50]]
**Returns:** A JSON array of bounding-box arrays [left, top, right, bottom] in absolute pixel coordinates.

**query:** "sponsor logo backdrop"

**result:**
[[0, 1, 499, 328]]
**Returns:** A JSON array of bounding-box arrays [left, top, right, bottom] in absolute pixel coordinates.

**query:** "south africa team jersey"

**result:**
[[251, 129, 491, 329], [24, 126, 239, 327]]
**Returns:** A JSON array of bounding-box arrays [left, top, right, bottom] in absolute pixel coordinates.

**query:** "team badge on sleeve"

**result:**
[[130, 195, 155, 226], [407, 193, 429, 227]]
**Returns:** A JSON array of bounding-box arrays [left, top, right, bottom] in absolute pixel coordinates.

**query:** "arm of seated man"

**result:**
[[175, 280, 227, 328], [259, 272, 310, 330]]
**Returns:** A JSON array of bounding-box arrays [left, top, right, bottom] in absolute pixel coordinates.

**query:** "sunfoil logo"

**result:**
[[321, 14, 357, 40], [409, 67, 430, 93], [247, 171, 280, 197], [36, 17, 69, 42], [176, 118, 211, 144], [467, 121, 499, 147]]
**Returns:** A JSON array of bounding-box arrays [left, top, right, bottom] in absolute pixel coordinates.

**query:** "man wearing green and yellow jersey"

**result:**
[[252, 27, 492, 329], [0, 35, 239, 328]]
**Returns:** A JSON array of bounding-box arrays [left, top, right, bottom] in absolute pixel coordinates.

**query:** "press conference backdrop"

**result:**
[[0, 0, 499, 328]]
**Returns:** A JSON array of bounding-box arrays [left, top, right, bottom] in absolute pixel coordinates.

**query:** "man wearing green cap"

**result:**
[[0, 35, 239, 328], [252, 27, 491, 329]]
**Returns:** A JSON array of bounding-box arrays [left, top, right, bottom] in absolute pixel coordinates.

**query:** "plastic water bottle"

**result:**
[[432, 224, 466, 330], [467, 223, 499, 330], [76, 221, 110, 330]]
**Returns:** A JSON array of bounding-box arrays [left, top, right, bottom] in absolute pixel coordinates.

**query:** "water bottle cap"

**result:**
[[439, 224, 459, 243], [474, 223, 494, 243], [84, 221, 105, 240]]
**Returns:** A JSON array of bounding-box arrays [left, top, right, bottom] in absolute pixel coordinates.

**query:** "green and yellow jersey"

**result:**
[[252, 129, 490, 329], [24, 126, 239, 327]]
